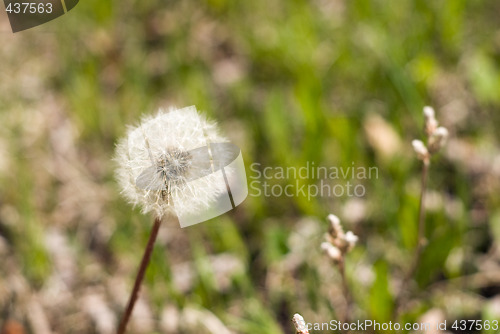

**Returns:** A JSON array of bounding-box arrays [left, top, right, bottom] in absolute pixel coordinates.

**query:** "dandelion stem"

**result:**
[[394, 158, 430, 317], [117, 217, 162, 334]]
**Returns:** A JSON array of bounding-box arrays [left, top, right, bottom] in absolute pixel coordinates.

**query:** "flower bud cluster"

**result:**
[[321, 214, 358, 264], [412, 106, 448, 162]]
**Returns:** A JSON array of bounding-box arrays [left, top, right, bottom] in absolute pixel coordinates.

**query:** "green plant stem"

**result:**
[[117, 217, 162, 334], [394, 158, 430, 317]]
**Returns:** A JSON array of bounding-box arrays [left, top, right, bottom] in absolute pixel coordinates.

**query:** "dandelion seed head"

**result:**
[[155, 148, 192, 183], [114, 106, 230, 218]]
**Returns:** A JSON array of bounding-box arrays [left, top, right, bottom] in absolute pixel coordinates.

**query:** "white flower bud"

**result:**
[[292, 313, 309, 334], [327, 213, 340, 226], [423, 106, 435, 120], [428, 126, 448, 154], [412, 140, 429, 160], [425, 118, 438, 136], [321, 242, 342, 262], [327, 214, 344, 239], [344, 231, 359, 251], [434, 127, 448, 139], [423, 106, 438, 136]]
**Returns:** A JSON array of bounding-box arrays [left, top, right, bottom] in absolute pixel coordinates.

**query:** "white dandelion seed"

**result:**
[[114, 106, 235, 221]]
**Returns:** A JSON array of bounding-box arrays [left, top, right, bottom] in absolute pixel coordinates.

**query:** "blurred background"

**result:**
[[1, 0, 500, 333]]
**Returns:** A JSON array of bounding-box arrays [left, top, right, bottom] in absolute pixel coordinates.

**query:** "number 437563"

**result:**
[[6, 2, 53, 14], [452, 320, 498, 331]]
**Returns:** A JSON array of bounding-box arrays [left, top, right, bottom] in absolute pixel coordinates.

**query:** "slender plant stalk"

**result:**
[[393, 159, 430, 317], [407, 159, 430, 280], [117, 217, 162, 334], [338, 257, 351, 329]]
